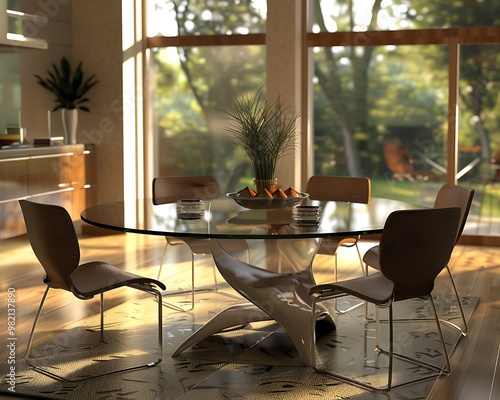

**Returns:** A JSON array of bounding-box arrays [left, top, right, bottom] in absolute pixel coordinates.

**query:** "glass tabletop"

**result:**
[[81, 197, 423, 239]]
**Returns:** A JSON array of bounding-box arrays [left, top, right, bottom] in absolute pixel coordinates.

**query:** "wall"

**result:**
[[20, 1, 72, 139], [72, 0, 124, 204], [18, 0, 124, 206]]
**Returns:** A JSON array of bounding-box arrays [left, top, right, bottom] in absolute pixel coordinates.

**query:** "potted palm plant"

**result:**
[[35, 57, 98, 144], [224, 86, 299, 193]]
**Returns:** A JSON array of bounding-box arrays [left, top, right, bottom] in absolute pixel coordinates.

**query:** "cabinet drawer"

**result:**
[[0, 158, 29, 201], [28, 153, 73, 195]]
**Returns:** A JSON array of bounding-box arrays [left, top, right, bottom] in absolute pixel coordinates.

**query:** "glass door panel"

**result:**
[[458, 44, 500, 235], [312, 44, 448, 206]]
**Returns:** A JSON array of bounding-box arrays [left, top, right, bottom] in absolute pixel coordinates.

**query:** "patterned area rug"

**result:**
[[0, 289, 479, 399]]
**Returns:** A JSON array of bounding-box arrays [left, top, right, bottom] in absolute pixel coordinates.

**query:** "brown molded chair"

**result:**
[[383, 142, 440, 182], [152, 176, 247, 311], [363, 184, 474, 336], [305, 176, 371, 312], [309, 207, 461, 392], [19, 199, 165, 382]]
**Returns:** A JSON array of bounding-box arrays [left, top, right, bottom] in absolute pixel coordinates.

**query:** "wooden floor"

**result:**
[[1, 230, 499, 400]]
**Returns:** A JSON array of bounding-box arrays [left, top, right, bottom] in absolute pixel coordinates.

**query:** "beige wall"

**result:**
[[19, 0, 124, 205], [72, 0, 124, 204], [21, 1, 72, 139]]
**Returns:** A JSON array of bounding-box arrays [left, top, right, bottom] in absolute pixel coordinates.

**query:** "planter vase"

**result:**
[[62, 108, 78, 144], [253, 178, 278, 193]]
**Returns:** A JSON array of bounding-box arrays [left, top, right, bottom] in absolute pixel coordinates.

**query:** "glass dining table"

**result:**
[[81, 196, 421, 366]]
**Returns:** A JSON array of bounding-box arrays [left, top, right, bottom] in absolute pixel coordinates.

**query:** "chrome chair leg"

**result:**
[[23, 284, 163, 382], [313, 301, 395, 392], [24, 286, 50, 360], [365, 263, 468, 337], [376, 297, 451, 388], [159, 241, 245, 312], [156, 242, 168, 281], [446, 264, 468, 336], [134, 283, 163, 366], [387, 305, 394, 390], [158, 242, 195, 312], [334, 242, 365, 314], [317, 297, 449, 392]]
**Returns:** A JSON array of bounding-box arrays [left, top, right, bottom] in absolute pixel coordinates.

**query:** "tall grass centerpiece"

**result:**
[[225, 87, 299, 192]]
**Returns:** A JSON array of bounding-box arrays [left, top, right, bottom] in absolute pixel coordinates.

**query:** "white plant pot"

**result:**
[[62, 108, 78, 144]]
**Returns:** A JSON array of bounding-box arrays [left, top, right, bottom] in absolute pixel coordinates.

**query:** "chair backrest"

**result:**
[[305, 176, 371, 203], [19, 200, 80, 291], [379, 207, 461, 302], [152, 176, 221, 205], [433, 184, 475, 245]]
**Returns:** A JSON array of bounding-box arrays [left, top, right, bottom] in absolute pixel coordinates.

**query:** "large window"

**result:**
[[147, 0, 267, 193], [145, 1, 500, 238], [150, 45, 265, 191]]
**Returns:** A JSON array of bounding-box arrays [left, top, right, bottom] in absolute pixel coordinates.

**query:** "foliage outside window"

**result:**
[[310, 1, 500, 234], [151, 45, 265, 191], [148, 0, 267, 192], [147, 0, 266, 36], [314, 0, 500, 32]]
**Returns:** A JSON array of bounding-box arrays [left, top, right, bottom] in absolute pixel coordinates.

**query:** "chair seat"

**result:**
[[70, 261, 166, 298], [167, 236, 249, 258], [178, 238, 210, 254], [309, 272, 394, 305], [166, 236, 189, 246], [317, 236, 358, 256]]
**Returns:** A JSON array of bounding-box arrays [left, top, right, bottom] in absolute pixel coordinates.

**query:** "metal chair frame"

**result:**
[[363, 184, 474, 336], [306, 175, 371, 313], [153, 176, 247, 311], [24, 283, 163, 382], [19, 200, 165, 382]]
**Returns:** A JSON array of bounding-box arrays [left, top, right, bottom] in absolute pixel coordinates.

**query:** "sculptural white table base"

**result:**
[[172, 237, 335, 366]]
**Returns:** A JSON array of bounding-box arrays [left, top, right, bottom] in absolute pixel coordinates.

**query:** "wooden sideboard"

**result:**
[[0, 145, 87, 239]]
